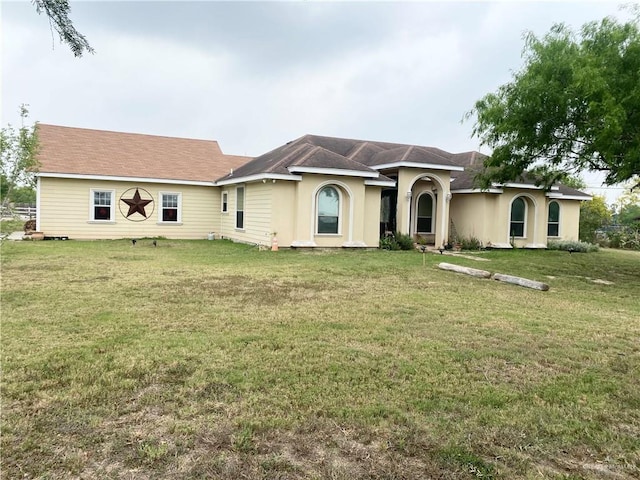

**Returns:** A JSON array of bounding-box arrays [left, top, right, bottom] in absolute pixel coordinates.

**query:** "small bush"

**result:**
[[394, 232, 415, 250], [547, 240, 599, 253], [460, 236, 481, 251], [380, 235, 400, 250], [603, 229, 640, 250], [379, 232, 415, 251]]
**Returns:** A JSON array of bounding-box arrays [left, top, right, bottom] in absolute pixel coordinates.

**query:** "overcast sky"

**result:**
[[1, 1, 632, 203]]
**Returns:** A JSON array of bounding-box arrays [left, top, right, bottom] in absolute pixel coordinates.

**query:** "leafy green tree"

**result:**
[[579, 195, 612, 243], [618, 203, 640, 228], [557, 174, 587, 190], [615, 183, 640, 228], [467, 12, 640, 189], [33, 0, 94, 57], [1, 105, 39, 210], [0, 174, 9, 202], [10, 185, 36, 205]]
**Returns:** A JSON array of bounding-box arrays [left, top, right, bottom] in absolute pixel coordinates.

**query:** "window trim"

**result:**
[[316, 185, 342, 235], [236, 186, 245, 230], [510, 196, 527, 238], [547, 201, 560, 237], [158, 191, 182, 224], [89, 188, 115, 223], [221, 191, 228, 213], [415, 192, 435, 234]]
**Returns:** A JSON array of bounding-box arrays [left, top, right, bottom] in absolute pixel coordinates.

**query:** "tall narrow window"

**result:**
[[317, 186, 339, 234], [236, 186, 244, 229], [159, 192, 181, 223], [548, 201, 560, 237], [510, 197, 526, 237], [91, 189, 114, 221], [416, 193, 434, 233], [221, 191, 228, 213]]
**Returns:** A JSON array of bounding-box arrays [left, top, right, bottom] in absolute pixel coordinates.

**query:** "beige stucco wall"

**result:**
[[218, 175, 382, 248], [37, 177, 218, 240], [363, 187, 382, 247], [291, 175, 379, 247], [396, 168, 451, 247], [449, 189, 583, 247], [449, 193, 497, 245], [551, 199, 581, 241]]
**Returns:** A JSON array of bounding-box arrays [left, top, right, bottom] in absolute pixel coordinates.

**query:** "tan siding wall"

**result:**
[[219, 187, 235, 239], [38, 177, 217, 239], [221, 183, 273, 246]]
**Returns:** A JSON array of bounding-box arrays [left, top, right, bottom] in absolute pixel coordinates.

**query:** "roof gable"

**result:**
[[36, 124, 250, 183], [290, 146, 378, 173]]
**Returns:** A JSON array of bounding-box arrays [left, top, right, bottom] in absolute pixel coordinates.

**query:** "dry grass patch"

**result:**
[[1, 240, 639, 479]]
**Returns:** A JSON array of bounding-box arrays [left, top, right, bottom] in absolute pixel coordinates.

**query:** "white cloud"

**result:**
[[0, 1, 631, 203]]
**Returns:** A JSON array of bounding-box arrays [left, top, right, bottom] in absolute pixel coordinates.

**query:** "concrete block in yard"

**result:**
[[491, 273, 549, 291], [438, 262, 491, 278]]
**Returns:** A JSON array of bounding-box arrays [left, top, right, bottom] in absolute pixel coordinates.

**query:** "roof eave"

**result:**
[[37, 172, 215, 187], [215, 172, 302, 186], [493, 182, 560, 191], [287, 166, 379, 178], [364, 179, 396, 187], [546, 192, 592, 201], [451, 188, 503, 194], [372, 161, 464, 172]]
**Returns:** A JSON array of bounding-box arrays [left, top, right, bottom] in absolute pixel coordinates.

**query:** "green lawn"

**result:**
[[1, 240, 639, 479]]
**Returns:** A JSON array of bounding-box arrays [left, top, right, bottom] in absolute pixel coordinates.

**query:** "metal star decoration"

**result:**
[[122, 188, 153, 218]]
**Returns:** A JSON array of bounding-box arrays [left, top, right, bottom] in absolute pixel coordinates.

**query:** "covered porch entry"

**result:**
[[379, 171, 452, 247]]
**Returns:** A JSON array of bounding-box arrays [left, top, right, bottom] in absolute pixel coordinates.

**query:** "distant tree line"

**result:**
[[1, 105, 39, 210], [580, 185, 640, 249]]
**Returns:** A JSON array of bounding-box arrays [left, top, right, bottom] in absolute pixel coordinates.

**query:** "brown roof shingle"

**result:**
[[217, 134, 464, 182], [36, 124, 250, 183]]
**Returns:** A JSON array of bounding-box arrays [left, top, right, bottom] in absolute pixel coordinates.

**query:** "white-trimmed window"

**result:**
[[90, 189, 115, 222], [510, 197, 526, 238], [159, 192, 181, 223], [416, 193, 434, 233], [547, 201, 560, 237], [317, 186, 340, 234], [221, 191, 228, 213], [236, 186, 244, 229]]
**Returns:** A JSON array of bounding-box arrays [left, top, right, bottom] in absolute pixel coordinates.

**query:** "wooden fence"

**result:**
[[1, 204, 36, 218]]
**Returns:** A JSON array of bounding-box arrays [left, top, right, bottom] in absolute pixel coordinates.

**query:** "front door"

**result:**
[[380, 188, 397, 236]]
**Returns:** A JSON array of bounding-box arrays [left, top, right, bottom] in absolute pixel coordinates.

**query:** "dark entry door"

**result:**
[[380, 189, 397, 236]]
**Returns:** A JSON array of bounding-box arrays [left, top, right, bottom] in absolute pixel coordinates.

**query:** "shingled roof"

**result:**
[[36, 124, 250, 183], [216, 134, 464, 183], [450, 157, 592, 200]]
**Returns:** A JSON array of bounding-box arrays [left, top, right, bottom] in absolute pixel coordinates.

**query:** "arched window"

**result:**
[[317, 186, 340, 234], [510, 197, 526, 238], [416, 193, 434, 233], [547, 201, 560, 237]]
